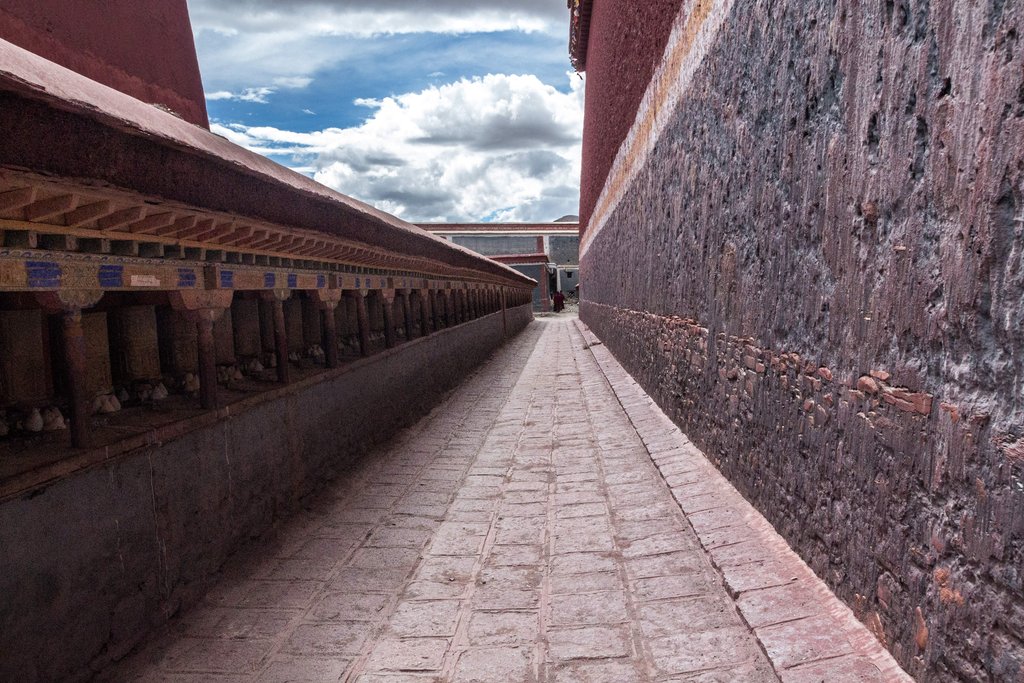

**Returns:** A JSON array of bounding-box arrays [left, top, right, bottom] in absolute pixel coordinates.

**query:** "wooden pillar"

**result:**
[[170, 289, 233, 407], [500, 287, 508, 338], [62, 310, 91, 448], [258, 289, 292, 384], [352, 291, 371, 356], [381, 290, 396, 348], [400, 290, 415, 340], [196, 316, 218, 410], [433, 291, 444, 329], [419, 289, 433, 335], [322, 309, 339, 368], [37, 290, 105, 449], [273, 298, 289, 383], [311, 289, 342, 369]]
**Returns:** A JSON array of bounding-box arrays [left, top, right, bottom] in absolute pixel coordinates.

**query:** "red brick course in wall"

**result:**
[[0, 0, 208, 127], [576, 0, 684, 232], [579, 0, 1024, 680]]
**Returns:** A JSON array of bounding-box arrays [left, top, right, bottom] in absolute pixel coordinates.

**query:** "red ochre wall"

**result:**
[[578, 0, 684, 233], [0, 0, 208, 127], [579, 0, 1024, 679]]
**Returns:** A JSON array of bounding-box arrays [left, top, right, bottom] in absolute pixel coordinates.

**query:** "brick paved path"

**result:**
[[102, 318, 906, 682]]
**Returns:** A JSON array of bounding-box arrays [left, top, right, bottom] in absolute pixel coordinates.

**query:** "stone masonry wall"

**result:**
[[0, 305, 532, 682], [580, 1, 1024, 680]]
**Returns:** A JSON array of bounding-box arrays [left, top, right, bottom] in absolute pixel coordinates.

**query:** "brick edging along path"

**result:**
[[575, 318, 913, 682]]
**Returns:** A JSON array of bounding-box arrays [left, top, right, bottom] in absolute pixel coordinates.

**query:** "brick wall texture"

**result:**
[[580, 1, 1024, 680]]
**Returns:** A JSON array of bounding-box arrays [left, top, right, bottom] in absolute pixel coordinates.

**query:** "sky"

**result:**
[[186, 0, 584, 223]]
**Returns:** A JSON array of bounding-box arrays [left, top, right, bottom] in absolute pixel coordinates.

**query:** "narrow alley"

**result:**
[[98, 318, 903, 682]]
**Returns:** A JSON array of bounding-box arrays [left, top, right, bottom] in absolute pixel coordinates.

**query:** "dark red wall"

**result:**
[[0, 0, 208, 128], [578, 0, 684, 232], [580, 0, 1024, 679]]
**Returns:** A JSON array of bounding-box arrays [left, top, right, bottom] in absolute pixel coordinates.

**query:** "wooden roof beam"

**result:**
[[175, 218, 216, 241], [232, 229, 268, 249], [220, 226, 255, 247], [97, 206, 144, 231], [0, 187, 38, 214], [154, 215, 198, 237], [251, 232, 286, 250], [63, 200, 114, 228], [192, 221, 235, 243], [23, 194, 77, 222], [127, 212, 176, 234]]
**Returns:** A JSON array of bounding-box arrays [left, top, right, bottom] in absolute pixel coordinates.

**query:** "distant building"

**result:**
[[419, 222, 580, 311]]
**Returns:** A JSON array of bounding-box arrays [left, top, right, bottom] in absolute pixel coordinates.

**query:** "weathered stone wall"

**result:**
[[0, 305, 532, 682], [580, 1, 1024, 680]]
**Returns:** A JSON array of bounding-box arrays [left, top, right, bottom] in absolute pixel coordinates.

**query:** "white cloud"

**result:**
[[188, 0, 565, 39], [213, 73, 583, 222], [204, 77, 313, 104], [186, 0, 571, 92], [273, 76, 314, 89]]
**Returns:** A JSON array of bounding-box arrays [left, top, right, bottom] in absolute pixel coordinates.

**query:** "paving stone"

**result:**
[[735, 579, 826, 628], [550, 591, 630, 626], [648, 627, 764, 675], [485, 544, 544, 567], [630, 573, 715, 602], [257, 656, 351, 682], [452, 647, 533, 682], [466, 611, 538, 646], [478, 566, 542, 591], [472, 587, 540, 610], [283, 623, 368, 656], [755, 613, 857, 669], [347, 547, 422, 570], [625, 551, 706, 579], [780, 655, 890, 682], [308, 592, 389, 622], [549, 552, 618, 576], [428, 522, 490, 555], [328, 568, 409, 594], [364, 638, 449, 672], [175, 608, 296, 640], [546, 625, 632, 661], [637, 595, 739, 639], [548, 659, 646, 682], [386, 600, 461, 637], [550, 571, 622, 595], [158, 637, 272, 674], [364, 527, 434, 548]]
